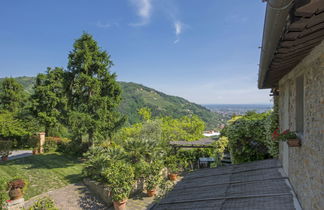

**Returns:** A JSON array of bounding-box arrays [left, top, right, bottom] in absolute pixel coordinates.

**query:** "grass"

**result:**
[[0, 152, 84, 200]]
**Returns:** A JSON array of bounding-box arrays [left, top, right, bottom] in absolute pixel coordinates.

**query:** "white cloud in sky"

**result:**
[[174, 20, 182, 43], [130, 0, 152, 26]]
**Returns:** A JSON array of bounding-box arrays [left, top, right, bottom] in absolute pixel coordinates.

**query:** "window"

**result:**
[[296, 75, 304, 134]]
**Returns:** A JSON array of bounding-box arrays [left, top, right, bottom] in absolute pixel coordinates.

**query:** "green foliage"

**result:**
[[161, 115, 205, 142], [1, 77, 223, 132], [83, 145, 127, 181], [102, 161, 135, 202], [0, 140, 13, 157], [144, 160, 163, 190], [30, 67, 67, 135], [0, 177, 8, 210], [66, 33, 124, 145], [43, 137, 71, 153], [29, 197, 58, 210], [223, 112, 271, 164], [175, 148, 213, 170], [211, 136, 229, 166], [118, 82, 222, 129], [264, 100, 279, 157], [0, 111, 29, 140], [0, 78, 26, 113], [165, 155, 182, 174], [138, 107, 151, 121]]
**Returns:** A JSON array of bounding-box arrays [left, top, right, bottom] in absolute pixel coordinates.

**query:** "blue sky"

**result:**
[[0, 0, 271, 104]]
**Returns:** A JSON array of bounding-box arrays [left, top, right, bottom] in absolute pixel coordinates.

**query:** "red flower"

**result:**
[[272, 128, 280, 140]]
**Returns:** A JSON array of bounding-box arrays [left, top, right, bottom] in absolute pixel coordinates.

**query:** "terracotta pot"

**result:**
[[168, 173, 177, 181], [147, 189, 156, 197], [1, 156, 8, 161], [113, 199, 127, 210], [287, 139, 301, 147], [32, 149, 38, 155], [9, 188, 23, 200]]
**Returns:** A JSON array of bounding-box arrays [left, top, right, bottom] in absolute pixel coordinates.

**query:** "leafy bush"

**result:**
[[264, 101, 279, 157], [83, 145, 127, 181], [211, 136, 229, 166], [0, 140, 13, 157], [102, 161, 135, 202], [224, 112, 271, 164], [29, 197, 58, 210], [144, 160, 163, 190], [175, 148, 213, 170], [44, 137, 71, 153], [0, 177, 8, 210]]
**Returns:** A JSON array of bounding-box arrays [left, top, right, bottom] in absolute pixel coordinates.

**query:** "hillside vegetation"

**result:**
[[0, 77, 221, 129]]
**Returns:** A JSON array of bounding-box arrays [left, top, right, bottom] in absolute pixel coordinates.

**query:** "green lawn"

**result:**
[[0, 152, 84, 200]]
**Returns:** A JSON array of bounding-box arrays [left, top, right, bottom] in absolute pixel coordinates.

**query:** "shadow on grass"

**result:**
[[1, 153, 82, 170]]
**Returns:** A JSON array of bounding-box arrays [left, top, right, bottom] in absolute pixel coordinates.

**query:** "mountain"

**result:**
[[0, 77, 221, 129]]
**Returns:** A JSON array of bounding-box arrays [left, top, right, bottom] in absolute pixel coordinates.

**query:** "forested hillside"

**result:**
[[0, 77, 221, 129]]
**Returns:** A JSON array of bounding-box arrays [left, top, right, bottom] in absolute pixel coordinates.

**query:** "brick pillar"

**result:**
[[38, 132, 46, 154]]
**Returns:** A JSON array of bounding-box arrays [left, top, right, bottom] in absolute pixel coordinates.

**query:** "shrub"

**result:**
[[211, 136, 229, 166], [0, 177, 8, 210], [0, 140, 13, 157], [44, 137, 70, 153], [144, 160, 163, 190], [264, 101, 279, 157], [102, 161, 135, 202], [83, 146, 127, 181], [224, 112, 271, 164], [29, 197, 58, 210]]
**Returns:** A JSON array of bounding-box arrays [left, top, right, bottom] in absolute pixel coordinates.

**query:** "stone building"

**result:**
[[258, 0, 324, 209]]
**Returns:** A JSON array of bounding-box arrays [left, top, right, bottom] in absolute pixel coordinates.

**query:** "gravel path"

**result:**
[[8, 150, 32, 160], [24, 183, 108, 210]]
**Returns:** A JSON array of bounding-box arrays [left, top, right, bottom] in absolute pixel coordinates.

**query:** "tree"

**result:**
[[66, 33, 124, 145], [31, 67, 67, 135], [0, 78, 26, 112]]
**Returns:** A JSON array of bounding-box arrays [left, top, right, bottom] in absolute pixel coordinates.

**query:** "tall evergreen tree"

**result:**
[[0, 78, 26, 112], [66, 33, 124, 144], [31, 67, 67, 135]]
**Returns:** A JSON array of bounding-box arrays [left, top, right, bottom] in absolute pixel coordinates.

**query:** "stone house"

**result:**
[[258, 0, 324, 209]]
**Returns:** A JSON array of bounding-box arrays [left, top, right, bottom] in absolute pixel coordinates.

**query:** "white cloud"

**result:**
[[130, 0, 152, 26], [174, 20, 183, 43]]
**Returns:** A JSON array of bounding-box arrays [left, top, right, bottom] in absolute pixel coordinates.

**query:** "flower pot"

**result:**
[[147, 189, 156, 197], [287, 139, 301, 147], [113, 199, 127, 210], [1, 156, 8, 161], [9, 188, 23, 200], [168, 173, 177, 181], [32, 149, 38, 155]]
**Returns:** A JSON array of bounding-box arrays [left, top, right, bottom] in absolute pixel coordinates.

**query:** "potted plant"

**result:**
[[165, 156, 180, 181], [7, 178, 27, 200], [28, 136, 39, 155], [144, 160, 163, 197], [0, 140, 13, 161], [277, 130, 301, 147], [102, 161, 134, 210]]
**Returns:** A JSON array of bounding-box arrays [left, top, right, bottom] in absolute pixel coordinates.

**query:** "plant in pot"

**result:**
[[277, 130, 301, 147], [165, 156, 180, 181], [7, 178, 27, 201], [0, 140, 13, 161], [28, 136, 39, 155], [102, 161, 134, 210], [144, 160, 163, 197]]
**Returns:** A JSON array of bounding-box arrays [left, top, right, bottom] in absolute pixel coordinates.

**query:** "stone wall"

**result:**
[[278, 40, 324, 210]]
